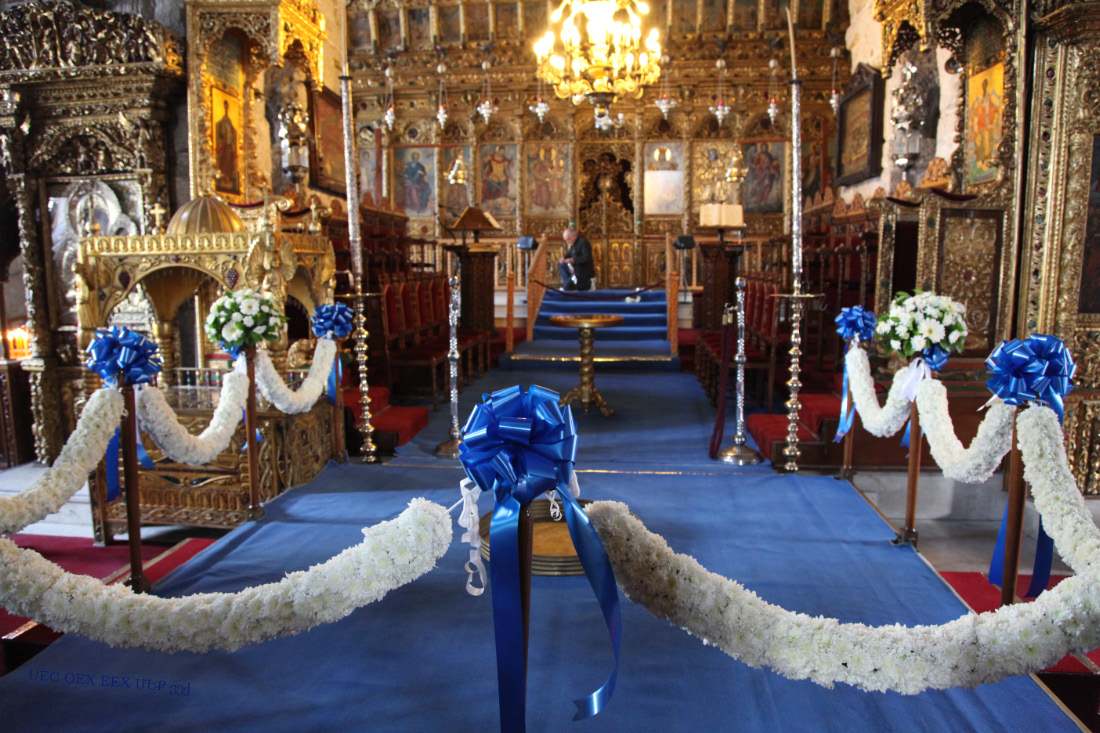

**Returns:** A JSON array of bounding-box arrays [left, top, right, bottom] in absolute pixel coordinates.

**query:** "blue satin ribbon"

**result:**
[[311, 302, 354, 340], [833, 308, 876, 443], [104, 426, 156, 502], [923, 344, 950, 372], [220, 341, 244, 359], [327, 353, 342, 406], [85, 327, 162, 386], [986, 335, 1076, 422], [985, 335, 1075, 598], [241, 409, 263, 450], [459, 385, 621, 732]]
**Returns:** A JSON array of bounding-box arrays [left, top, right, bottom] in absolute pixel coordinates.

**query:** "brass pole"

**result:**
[[894, 400, 921, 545], [119, 380, 149, 593]]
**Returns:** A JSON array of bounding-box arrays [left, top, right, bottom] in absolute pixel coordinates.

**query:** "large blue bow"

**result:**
[[85, 327, 162, 386], [834, 306, 876, 343], [986, 335, 1075, 422], [985, 335, 1074, 601], [311, 302, 354, 340], [459, 385, 621, 732], [834, 307, 876, 442]]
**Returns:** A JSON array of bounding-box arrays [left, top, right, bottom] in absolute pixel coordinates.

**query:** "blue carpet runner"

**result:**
[[0, 369, 1077, 731], [533, 288, 668, 341]]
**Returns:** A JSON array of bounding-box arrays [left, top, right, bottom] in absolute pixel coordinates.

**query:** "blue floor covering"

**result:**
[[0, 369, 1078, 731]]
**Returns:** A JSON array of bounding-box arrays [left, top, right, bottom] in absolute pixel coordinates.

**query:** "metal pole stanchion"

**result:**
[[435, 267, 462, 458], [718, 277, 762, 465]]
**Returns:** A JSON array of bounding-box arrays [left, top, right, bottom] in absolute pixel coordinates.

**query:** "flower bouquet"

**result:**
[[875, 290, 968, 366], [204, 288, 287, 357]]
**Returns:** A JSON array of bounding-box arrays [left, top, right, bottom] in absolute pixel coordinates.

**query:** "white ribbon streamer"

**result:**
[[457, 478, 487, 596]]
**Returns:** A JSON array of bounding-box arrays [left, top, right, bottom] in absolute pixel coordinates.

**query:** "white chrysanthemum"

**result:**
[[232, 311, 243, 322], [928, 321, 946, 343], [240, 298, 261, 316], [890, 339, 901, 351], [911, 335, 927, 351], [222, 322, 243, 343], [949, 329, 962, 344], [243, 316, 254, 327], [876, 321, 891, 334]]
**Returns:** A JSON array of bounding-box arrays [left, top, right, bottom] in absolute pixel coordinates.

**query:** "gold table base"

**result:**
[[549, 314, 624, 418]]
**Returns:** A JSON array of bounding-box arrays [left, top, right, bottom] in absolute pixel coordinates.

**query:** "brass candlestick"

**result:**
[[435, 270, 463, 458], [351, 289, 380, 464], [718, 277, 762, 465]]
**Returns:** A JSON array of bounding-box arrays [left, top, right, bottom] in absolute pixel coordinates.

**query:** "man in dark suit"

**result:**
[[558, 227, 595, 291]]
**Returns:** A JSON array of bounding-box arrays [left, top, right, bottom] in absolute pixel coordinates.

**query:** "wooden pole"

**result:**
[[244, 347, 264, 520], [518, 502, 534, 691], [895, 400, 921, 545], [840, 370, 855, 480], [506, 269, 515, 355], [1001, 419, 1026, 606], [119, 381, 149, 593]]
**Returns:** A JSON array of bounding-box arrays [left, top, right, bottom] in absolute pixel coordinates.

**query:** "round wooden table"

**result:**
[[548, 313, 623, 417]]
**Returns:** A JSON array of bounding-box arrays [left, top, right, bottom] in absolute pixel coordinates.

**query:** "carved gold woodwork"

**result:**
[[914, 193, 1014, 357], [0, 1, 182, 462], [1019, 5, 1100, 490], [874, 0, 932, 77], [185, 0, 326, 202], [74, 227, 334, 375], [93, 397, 336, 539]]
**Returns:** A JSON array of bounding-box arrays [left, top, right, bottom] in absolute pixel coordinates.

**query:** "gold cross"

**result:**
[[150, 201, 166, 234]]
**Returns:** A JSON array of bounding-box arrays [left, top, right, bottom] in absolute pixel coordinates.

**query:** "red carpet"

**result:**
[[1, 534, 217, 675]]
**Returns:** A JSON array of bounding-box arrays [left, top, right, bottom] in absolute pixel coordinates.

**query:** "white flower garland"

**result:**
[[916, 380, 1015, 484], [136, 361, 250, 465], [0, 388, 123, 534], [587, 438, 1100, 695], [254, 338, 337, 414], [0, 499, 451, 653], [844, 347, 913, 437]]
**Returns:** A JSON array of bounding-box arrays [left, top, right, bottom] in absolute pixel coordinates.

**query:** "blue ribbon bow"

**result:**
[[834, 307, 876, 442], [985, 335, 1075, 598], [311, 302, 354, 340], [923, 344, 950, 372], [85, 327, 162, 386], [459, 385, 621, 732], [985, 335, 1075, 422]]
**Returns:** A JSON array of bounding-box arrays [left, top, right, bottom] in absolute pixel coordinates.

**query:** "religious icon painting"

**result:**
[[466, 3, 490, 41], [526, 144, 571, 217], [802, 140, 825, 203], [393, 147, 437, 218], [377, 10, 402, 51], [359, 144, 379, 207], [700, 0, 727, 33], [643, 142, 684, 216], [798, 0, 823, 29], [650, 0, 668, 33], [966, 61, 1005, 187], [479, 143, 518, 218], [1078, 135, 1100, 315], [407, 8, 432, 49], [210, 86, 242, 196], [742, 141, 786, 215], [523, 1, 548, 35], [439, 6, 462, 43], [441, 146, 472, 221], [835, 64, 885, 186], [495, 3, 519, 40], [732, 0, 757, 31], [349, 10, 372, 51], [309, 88, 347, 195], [672, 0, 696, 34]]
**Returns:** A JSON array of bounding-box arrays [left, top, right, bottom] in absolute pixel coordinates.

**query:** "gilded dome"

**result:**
[[165, 194, 245, 235]]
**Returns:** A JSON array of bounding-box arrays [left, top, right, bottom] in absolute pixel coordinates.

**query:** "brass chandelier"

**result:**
[[533, 0, 662, 129]]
